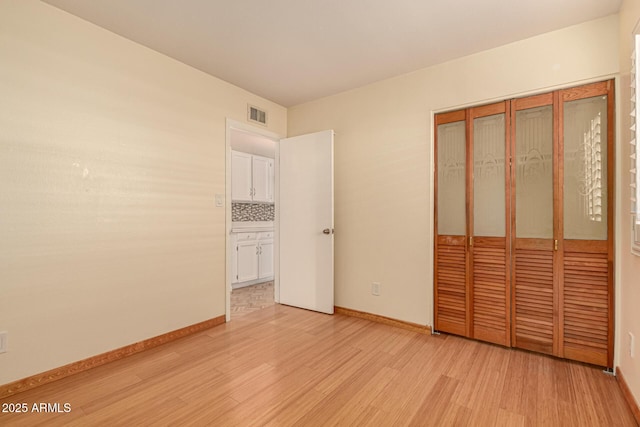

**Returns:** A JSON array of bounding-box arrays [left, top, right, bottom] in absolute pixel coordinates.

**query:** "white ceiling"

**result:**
[[43, 0, 621, 107]]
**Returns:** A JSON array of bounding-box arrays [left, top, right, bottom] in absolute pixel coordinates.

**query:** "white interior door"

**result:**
[[278, 130, 334, 314]]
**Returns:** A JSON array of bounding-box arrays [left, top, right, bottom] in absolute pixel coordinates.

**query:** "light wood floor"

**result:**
[[0, 304, 636, 426]]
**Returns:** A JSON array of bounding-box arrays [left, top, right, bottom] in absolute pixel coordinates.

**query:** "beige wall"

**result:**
[[1, 0, 634, 405], [288, 16, 619, 328], [0, 0, 286, 385], [617, 0, 640, 409]]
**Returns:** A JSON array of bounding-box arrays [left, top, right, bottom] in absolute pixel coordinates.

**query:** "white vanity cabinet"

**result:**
[[235, 232, 259, 283], [231, 230, 274, 288], [231, 150, 274, 203], [257, 233, 274, 279]]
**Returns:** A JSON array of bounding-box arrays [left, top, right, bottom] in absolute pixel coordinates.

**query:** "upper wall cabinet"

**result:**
[[232, 150, 274, 203]]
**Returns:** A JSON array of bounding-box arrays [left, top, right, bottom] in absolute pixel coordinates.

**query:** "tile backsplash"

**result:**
[[232, 203, 275, 222]]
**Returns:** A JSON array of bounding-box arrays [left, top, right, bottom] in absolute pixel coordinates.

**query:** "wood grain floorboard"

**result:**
[[0, 303, 636, 426]]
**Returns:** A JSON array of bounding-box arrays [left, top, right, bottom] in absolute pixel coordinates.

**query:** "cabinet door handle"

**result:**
[[554, 239, 558, 251], [469, 236, 473, 247]]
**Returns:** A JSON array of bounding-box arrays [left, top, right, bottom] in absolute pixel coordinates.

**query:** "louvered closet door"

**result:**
[[434, 81, 613, 366], [434, 104, 512, 346], [511, 94, 558, 355], [469, 103, 511, 346], [434, 110, 469, 337], [559, 81, 614, 367]]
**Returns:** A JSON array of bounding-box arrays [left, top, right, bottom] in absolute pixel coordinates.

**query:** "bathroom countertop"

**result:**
[[231, 221, 274, 232]]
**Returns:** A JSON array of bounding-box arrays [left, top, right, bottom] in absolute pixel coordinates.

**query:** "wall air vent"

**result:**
[[248, 104, 268, 126]]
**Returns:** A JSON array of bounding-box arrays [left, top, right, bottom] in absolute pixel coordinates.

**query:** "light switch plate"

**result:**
[[371, 282, 380, 296], [0, 331, 7, 354], [215, 194, 224, 207]]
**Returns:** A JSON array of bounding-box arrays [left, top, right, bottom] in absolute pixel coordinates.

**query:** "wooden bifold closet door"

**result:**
[[510, 92, 558, 356], [434, 102, 512, 347], [434, 80, 614, 367]]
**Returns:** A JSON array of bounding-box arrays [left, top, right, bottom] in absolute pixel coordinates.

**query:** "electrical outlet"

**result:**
[[371, 282, 380, 296], [0, 331, 7, 354], [630, 332, 635, 358]]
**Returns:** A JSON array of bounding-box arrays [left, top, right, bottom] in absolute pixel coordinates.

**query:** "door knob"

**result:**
[[323, 228, 333, 235]]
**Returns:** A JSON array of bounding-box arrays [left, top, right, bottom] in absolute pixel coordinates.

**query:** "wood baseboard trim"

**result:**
[[616, 366, 640, 426], [0, 315, 225, 399], [335, 306, 431, 335]]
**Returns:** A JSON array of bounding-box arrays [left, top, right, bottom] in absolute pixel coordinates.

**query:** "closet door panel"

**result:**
[[511, 101, 557, 355], [471, 107, 510, 346], [434, 112, 468, 336], [560, 81, 613, 367]]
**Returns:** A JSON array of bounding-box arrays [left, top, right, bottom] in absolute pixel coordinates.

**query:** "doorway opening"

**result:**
[[225, 122, 336, 321], [225, 120, 281, 321]]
